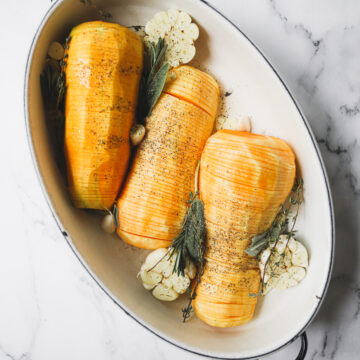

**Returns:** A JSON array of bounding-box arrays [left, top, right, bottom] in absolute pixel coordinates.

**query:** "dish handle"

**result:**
[[295, 332, 308, 360]]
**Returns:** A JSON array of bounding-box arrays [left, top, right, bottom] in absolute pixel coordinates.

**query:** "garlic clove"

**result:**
[[47, 41, 65, 60], [237, 116, 252, 132], [184, 23, 199, 41], [288, 266, 306, 282], [185, 259, 196, 279], [143, 282, 156, 291], [152, 284, 179, 301], [288, 237, 297, 252], [140, 268, 162, 286], [143, 248, 168, 271], [215, 116, 252, 132], [161, 261, 175, 278], [169, 273, 190, 294], [175, 11, 192, 29], [179, 44, 196, 64], [101, 213, 116, 234], [284, 248, 293, 268], [260, 248, 271, 265], [130, 124, 146, 146], [162, 277, 173, 289], [275, 235, 288, 254], [292, 242, 308, 267]]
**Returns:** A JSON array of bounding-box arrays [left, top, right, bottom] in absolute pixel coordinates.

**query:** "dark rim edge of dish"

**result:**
[[23, 0, 335, 359]]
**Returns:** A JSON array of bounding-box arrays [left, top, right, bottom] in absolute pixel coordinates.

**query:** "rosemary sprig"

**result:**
[[138, 38, 170, 119], [246, 178, 304, 293], [40, 36, 71, 174], [245, 178, 303, 257], [169, 163, 207, 322]]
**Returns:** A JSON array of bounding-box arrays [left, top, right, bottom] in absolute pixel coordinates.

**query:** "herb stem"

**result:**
[[194, 161, 200, 194], [146, 249, 171, 273]]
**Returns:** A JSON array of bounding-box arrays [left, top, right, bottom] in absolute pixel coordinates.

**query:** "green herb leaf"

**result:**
[[170, 191, 206, 277], [146, 62, 170, 116], [113, 204, 119, 228], [167, 163, 206, 322], [245, 232, 268, 257], [138, 38, 169, 119], [245, 178, 304, 258]]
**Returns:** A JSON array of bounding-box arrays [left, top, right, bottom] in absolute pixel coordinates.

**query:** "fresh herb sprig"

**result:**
[[169, 163, 207, 322], [245, 178, 303, 258], [138, 38, 170, 119], [246, 178, 304, 292], [40, 36, 71, 175]]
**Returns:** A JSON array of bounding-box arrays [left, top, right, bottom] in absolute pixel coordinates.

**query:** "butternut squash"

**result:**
[[193, 130, 296, 327], [65, 21, 143, 209], [116, 66, 219, 249]]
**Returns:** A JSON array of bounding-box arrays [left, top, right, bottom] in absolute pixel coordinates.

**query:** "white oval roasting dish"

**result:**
[[24, 0, 334, 358]]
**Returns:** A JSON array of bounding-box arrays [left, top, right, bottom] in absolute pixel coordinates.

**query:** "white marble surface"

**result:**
[[0, 0, 359, 359]]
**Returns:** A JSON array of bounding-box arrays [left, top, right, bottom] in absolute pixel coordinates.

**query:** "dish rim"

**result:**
[[23, 0, 335, 358]]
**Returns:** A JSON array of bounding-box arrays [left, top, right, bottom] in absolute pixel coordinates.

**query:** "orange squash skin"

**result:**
[[116, 66, 219, 249], [65, 21, 143, 209], [193, 130, 296, 327]]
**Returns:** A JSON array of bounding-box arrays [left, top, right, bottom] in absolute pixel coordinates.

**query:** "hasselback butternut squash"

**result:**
[[193, 130, 296, 327], [116, 66, 219, 249], [65, 21, 143, 209]]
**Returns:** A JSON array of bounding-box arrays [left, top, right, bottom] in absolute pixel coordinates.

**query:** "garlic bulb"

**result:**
[[259, 235, 308, 294], [144, 9, 199, 67], [139, 248, 196, 301]]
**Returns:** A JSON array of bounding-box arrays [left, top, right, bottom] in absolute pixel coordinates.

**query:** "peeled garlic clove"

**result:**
[[185, 260, 196, 279], [288, 266, 306, 282], [152, 284, 179, 301], [292, 242, 308, 267], [47, 41, 64, 60], [130, 124, 145, 146], [238, 116, 252, 132], [140, 269, 162, 286], [170, 273, 190, 294], [143, 248, 168, 272], [101, 213, 116, 234]]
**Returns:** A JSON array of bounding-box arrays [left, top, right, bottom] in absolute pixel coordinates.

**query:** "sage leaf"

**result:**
[[146, 62, 170, 116]]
